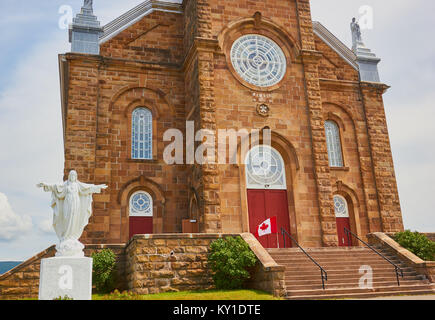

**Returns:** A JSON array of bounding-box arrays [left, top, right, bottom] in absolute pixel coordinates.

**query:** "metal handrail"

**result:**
[[344, 227, 404, 286], [281, 227, 328, 290]]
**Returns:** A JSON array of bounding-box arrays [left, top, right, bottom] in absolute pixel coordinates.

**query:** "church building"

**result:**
[[59, 0, 404, 248]]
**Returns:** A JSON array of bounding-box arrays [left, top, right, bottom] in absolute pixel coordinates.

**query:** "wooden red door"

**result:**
[[129, 217, 153, 239], [336, 217, 351, 247], [247, 189, 291, 248]]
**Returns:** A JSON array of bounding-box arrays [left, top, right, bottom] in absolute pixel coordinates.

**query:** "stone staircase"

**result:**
[[267, 246, 435, 300]]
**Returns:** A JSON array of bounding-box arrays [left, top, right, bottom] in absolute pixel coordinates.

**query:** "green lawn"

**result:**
[[93, 289, 280, 300]]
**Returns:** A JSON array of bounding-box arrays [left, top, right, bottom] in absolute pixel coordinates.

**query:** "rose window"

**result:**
[[230, 34, 287, 87]]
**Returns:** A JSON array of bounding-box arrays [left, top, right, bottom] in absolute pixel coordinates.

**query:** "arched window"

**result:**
[[245, 145, 286, 190], [325, 120, 344, 167], [333, 195, 349, 218], [129, 191, 153, 217], [132, 108, 152, 160]]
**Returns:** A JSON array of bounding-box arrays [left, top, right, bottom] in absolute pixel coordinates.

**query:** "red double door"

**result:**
[[247, 189, 291, 248], [129, 217, 153, 239], [336, 217, 351, 247]]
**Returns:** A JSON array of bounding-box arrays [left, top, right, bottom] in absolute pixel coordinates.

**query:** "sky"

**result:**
[[0, 0, 434, 260]]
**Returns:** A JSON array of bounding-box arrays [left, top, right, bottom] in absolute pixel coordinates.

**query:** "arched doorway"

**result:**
[[129, 191, 153, 239], [245, 145, 291, 248], [334, 195, 351, 247]]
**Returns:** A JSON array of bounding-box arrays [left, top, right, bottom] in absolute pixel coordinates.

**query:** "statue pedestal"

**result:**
[[39, 257, 93, 300]]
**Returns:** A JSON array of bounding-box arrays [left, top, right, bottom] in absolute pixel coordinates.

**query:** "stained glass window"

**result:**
[[333, 195, 349, 218], [129, 191, 153, 217], [132, 108, 152, 160], [245, 145, 286, 190], [325, 120, 344, 167], [230, 34, 287, 87]]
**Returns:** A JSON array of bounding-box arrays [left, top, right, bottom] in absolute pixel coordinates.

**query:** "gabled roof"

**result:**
[[312, 21, 358, 70], [99, 2, 357, 70], [100, 0, 183, 44]]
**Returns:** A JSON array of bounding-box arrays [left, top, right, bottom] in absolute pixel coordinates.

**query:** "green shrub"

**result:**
[[208, 236, 257, 290], [92, 249, 117, 293], [393, 230, 435, 261]]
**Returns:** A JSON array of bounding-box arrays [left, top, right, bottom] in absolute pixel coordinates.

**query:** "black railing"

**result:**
[[344, 227, 404, 286], [281, 227, 328, 290]]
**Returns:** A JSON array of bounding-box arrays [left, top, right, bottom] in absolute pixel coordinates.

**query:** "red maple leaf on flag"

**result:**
[[260, 223, 269, 231]]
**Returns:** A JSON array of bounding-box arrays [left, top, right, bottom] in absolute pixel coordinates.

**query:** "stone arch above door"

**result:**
[[118, 176, 166, 242]]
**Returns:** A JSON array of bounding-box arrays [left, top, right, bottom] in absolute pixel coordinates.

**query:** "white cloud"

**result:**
[[0, 192, 32, 241]]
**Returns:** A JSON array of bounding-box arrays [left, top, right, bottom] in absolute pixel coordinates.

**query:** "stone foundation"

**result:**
[[125, 233, 286, 297], [0, 234, 288, 299], [125, 234, 233, 294]]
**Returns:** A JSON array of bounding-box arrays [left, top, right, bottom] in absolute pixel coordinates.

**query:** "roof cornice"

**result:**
[[312, 21, 358, 70], [100, 0, 183, 44]]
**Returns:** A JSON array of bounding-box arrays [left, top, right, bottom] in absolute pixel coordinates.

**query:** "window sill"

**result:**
[[330, 166, 350, 172], [127, 158, 159, 164]]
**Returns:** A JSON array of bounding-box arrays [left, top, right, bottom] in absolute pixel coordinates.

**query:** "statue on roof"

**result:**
[[83, 0, 93, 10], [350, 17, 362, 52]]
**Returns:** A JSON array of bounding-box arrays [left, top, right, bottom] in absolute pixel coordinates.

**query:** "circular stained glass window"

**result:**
[[130, 191, 153, 217], [230, 34, 287, 87], [245, 145, 286, 190], [334, 195, 349, 218]]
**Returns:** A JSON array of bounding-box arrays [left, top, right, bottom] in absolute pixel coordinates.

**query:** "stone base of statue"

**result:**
[[39, 256, 93, 300], [55, 239, 85, 257]]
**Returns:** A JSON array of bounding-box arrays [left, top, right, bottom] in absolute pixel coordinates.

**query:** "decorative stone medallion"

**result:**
[[256, 104, 270, 117]]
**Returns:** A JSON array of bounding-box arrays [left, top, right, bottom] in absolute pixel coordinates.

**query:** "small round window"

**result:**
[[230, 34, 287, 87], [129, 191, 153, 217]]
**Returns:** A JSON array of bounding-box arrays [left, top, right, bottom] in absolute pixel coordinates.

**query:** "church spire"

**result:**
[[69, 0, 103, 55]]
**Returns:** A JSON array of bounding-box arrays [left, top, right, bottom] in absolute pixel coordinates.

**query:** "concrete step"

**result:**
[[267, 247, 374, 254], [269, 246, 433, 300], [274, 259, 404, 268], [285, 273, 424, 282], [285, 284, 434, 298], [284, 269, 416, 278], [285, 280, 428, 291], [269, 252, 397, 259], [270, 253, 398, 261], [282, 265, 413, 273], [284, 274, 424, 285], [286, 287, 435, 300]]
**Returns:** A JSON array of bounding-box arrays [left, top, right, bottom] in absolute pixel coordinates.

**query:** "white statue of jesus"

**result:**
[[37, 170, 107, 257]]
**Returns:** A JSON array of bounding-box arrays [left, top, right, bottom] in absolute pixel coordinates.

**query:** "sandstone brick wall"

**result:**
[[60, 0, 404, 246], [125, 234, 229, 294], [360, 83, 403, 233], [0, 245, 126, 300], [125, 233, 285, 296], [0, 246, 56, 300]]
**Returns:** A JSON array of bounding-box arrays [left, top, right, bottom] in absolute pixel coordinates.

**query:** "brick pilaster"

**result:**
[[296, 0, 337, 246], [184, 0, 222, 233], [360, 83, 404, 233]]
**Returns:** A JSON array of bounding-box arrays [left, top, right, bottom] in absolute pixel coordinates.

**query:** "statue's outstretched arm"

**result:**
[[37, 183, 52, 192]]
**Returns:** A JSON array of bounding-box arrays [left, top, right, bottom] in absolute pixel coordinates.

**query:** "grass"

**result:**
[[93, 289, 280, 300]]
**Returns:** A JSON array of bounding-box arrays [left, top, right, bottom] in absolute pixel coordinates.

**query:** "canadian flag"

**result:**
[[256, 217, 278, 237]]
